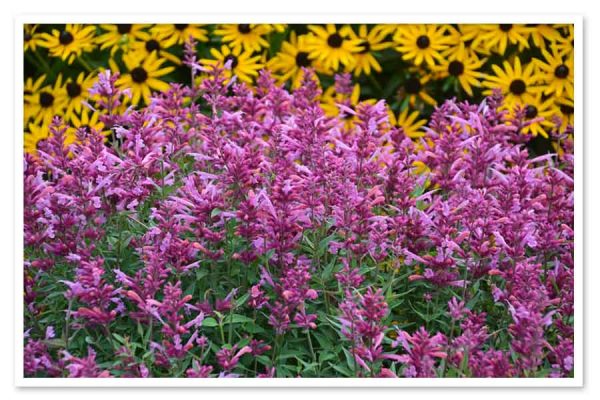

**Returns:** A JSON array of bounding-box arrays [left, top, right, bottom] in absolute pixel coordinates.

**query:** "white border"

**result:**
[[13, 14, 583, 388]]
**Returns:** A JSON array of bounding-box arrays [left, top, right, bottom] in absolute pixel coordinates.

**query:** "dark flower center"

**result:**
[[560, 104, 574, 115], [175, 24, 188, 30], [358, 40, 371, 54], [39, 92, 54, 107], [416, 35, 430, 49], [295, 51, 311, 67], [146, 39, 160, 52], [448, 61, 464, 76], [117, 24, 132, 34], [131, 66, 148, 83], [405, 77, 422, 94], [509, 79, 526, 95], [524, 105, 538, 119], [238, 24, 251, 34], [59, 31, 74, 45], [499, 24, 513, 32], [327, 33, 343, 48], [24, 32, 32, 42], [554, 64, 569, 79], [224, 54, 238, 69], [66, 82, 82, 98]]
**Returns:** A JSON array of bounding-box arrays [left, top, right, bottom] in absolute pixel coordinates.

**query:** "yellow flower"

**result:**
[[517, 93, 558, 139], [24, 24, 44, 52], [551, 25, 574, 57], [110, 51, 175, 105], [24, 74, 47, 123], [213, 24, 272, 53], [151, 24, 209, 47], [482, 57, 542, 108], [24, 122, 49, 155], [24, 76, 67, 125], [344, 25, 393, 76], [432, 55, 486, 97], [268, 24, 287, 33], [305, 24, 362, 71], [95, 24, 151, 55], [267, 32, 330, 87], [200, 45, 263, 84], [471, 24, 533, 55], [129, 29, 181, 65], [63, 72, 97, 121], [400, 73, 437, 107], [529, 24, 563, 49], [533, 47, 574, 99], [389, 108, 427, 138], [320, 83, 365, 130], [444, 25, 491, 60], [555, 96, 574, 131], [38, 24, 96, 64], [393, 24, 451, 67], [69, 108, 108, 140]]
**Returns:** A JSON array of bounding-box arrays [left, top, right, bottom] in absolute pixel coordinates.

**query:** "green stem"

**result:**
[[32, 50, 50, 73], [306, 329, 317, 375], [218, 316, 226, 344], [77, 56, 94, 73], [64, 298, 73, 349]]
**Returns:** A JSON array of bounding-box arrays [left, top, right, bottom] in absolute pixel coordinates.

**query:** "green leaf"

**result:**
[[223, 314, 254, 325], [330, 363, 353, 377], [202, 317, 218, 327], [43, 338, 66, 348], [112, 333, 127, 345], [235, 293, 250, 308]]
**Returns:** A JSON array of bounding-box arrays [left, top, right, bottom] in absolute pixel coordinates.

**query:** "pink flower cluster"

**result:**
[[23, 62, 574, 378]]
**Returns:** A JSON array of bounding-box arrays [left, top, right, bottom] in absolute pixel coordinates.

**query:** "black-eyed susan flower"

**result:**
[[24, 74, 47, 123], [399, 74, 437, 107], [389, 108, 427, 138], [110, 51, 175, 105], [393, 24, 451, 68], [555, 96, 574, 131], [528, 24, 563, 49], [305, 24, 363, 71], [517, 93, 558, 138], [267, 32, 330, 87], [471, 24, 533, 55], [344, 25, 393, 76], [129, 29, 181, 65], [95, 24, 151, 55], [432, 55, 486, 97], [69, 108, 109, 141], [482, 57, 542, 108], [24, 122, 49, 155], [24, 76, 67, 125], [24, 24, 44, 52], [443, 25, 490, 60], [63, 72, 97, 121], [151, 24, 209, 47], [38, 24, 96, 64], [534, 48, 574, 99], [213, 24, 272, 53], [551, 25, 574, 57], [320, 83, 367, 130], [200, 45, 263, 84]]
